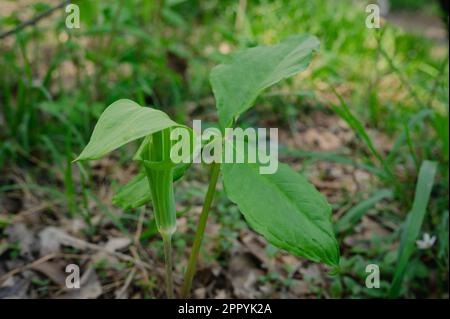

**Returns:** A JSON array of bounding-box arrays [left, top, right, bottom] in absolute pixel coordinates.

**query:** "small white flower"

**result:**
[[416, 233, 436, 249]]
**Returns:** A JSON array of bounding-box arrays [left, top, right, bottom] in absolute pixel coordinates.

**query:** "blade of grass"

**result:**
[[389, 160, 437, 298], [331, 89, 383, 163], [437, 211, 449, 260], [335, 188, 393, 234], [403, 120, 419, 171], [376, 36, 425, 109], [386, 109, 432, 165], [283, 148, 385, 177], [64, 133, 77, 218]]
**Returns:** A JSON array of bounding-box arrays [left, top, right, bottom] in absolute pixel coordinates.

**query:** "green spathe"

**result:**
[[140, 128, 178, 236]]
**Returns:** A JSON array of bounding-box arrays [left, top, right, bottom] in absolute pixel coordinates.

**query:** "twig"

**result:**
[[115, 268, 136, 299], [130, 246, 151, 286], [0, 232, 156, 287], [56, 233, 155, 272], [12, 202, 52, 223], [134, 208, 145, 245], [235, 0, 247, 32], [0, 253, 57, 285], [0, 0, 70, 40]]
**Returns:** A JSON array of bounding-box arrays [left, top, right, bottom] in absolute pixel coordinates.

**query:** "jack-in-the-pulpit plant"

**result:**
[[74, 34, 340, 298]]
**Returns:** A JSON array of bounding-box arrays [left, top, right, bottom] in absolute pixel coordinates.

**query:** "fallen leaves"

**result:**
[[59, 268, 102, 299], [0, 222, 155, 298], [227, 249, 264, 298], [5, 223, 35, 259]]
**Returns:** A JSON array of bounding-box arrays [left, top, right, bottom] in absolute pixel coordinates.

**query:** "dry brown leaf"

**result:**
[[228, 249, 264, 298], [30, 261, 67, 286], [6, 223, 35, 259], [59, 268, 102, 299]]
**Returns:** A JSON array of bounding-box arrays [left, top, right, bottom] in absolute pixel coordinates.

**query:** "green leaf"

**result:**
[[331, 90, 384, 165], [389, 160, 437, 298], [334, 188, 393, 234], [74, 99, 178, 161], [386, 109, 432, 165], [112, 171, 151, 210], [112, 163, 191, 210], [71, 0, 99, 26], [222, 162, 340, 267], [210, 34, 320, 128]]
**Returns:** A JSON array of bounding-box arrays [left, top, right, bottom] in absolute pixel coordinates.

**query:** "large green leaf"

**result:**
[[222, 162, 340, 267], [389, 160, 437, 298], [210, 34, 320, 128], [74, 99, 178, 161]]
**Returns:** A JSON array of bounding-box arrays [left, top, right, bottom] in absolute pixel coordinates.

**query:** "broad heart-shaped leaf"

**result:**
[[74, 99, 179, 161], [222, 162, 340, 267], [210, 34, 320, 128]]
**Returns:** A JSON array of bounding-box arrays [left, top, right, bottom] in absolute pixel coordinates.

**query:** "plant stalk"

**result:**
[[181, 162, 221, 298], [162, 233, 174, 299]]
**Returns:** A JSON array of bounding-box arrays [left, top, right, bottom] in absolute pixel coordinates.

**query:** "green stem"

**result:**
[[162, 233, 174, 299], [181, 162, 221, 298]]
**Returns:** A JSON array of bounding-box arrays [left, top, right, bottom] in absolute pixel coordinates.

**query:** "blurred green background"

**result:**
[[0, 0, 448, 299]]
